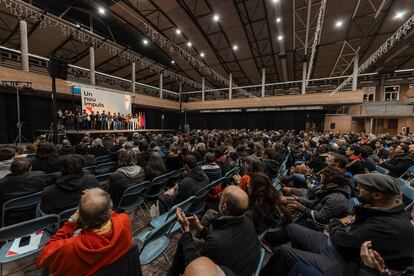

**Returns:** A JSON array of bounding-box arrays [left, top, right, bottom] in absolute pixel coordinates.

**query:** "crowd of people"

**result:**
[[57, 109, 146, 131], [0, 129, 413, 275]]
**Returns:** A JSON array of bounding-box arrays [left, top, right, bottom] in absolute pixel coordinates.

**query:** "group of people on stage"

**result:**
[[57, 109, 146, 131]]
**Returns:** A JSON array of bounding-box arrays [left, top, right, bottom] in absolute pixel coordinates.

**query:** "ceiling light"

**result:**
[[394, 11, 406, 20], [213, 14, 220, 22], [276, 17, 281, 23], [200, 52, 205, 58], [171, 60, 175, 64], [142, 39, 149, 45], [335, 20, 343, 28], [272, 0, 279, 3], [277, 35, 283, 41], [75, 24, 80, 28], [233, 45, 238, 51], [175, 28, 181, 35], [98, 7, 106, 15], [187, 41, 192, 47]]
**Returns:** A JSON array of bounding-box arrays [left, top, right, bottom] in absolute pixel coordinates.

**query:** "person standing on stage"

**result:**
[[112, 112, 117, 130], [63, 110, 69, 129], [96, 111, 102, 130], [81, 109, 88, 130], [117, 113, 122, 130], [127, 114, 132, 130], [107, 111, 112, 130], [101, 110, 107, 130], [90, 111, 96, 130], [75, 112, 81, 131], [57, 109, 63, 125], [67, 111, 75, 130], [133, 114, 138, 130]]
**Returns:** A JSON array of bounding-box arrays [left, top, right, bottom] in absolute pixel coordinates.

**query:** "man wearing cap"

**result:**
[[260, 173, 414, 276], [381, 144, 414, 177]]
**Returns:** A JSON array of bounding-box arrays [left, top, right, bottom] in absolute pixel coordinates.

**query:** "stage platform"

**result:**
[[35, 129, 176, 135]]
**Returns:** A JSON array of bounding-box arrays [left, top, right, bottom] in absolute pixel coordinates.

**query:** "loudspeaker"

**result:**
[[48, 56, 68, 80]]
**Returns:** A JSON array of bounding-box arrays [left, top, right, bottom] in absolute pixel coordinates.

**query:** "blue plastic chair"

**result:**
[[188, 177, 225, 215], [83, 165, 96, 174], [149, 196, 195, 233], [144, 173, 172, 201], [116, 181, 149, 221], [1, 192, 42, 227], [375, 165, 389, 175], [167, 168, 185, 187], [95, 162, 116, 175], [348, 197, 360, 213], [95, 155, 111, 164], [136, 214, 177, 265], [96, 173, 112, 190], [273, 178, 282, 191], [0, 215, 59, 275], [252, 247, 266, 276], [401, 165, 414, 179]]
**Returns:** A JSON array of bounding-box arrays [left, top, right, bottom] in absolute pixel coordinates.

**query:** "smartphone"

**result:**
[[19, 236, 31, 247]]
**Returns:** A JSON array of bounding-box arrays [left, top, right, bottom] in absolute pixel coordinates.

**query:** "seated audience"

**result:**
[[170, 186, 260, 276], [262, 148, 279, 179], [89, 138, 109, 157], [201, 152, 222, 182], [136, 140, 152, 168], [40, 154, 98, 214], [245, 172, 291, 234], [108, 150, 146, 207], [32, 143, 61, 174], [374, 140, 388, 161], [265, 166, 350, 246], [215, 147, 231, 176], [0, 147, 17, 178], [160, 154, 209, 213], [37, 188, 138, 275], [184, 257, 235, 276], [0, 157, 47, 226], [381, 144, 414, 177], [235, 157, 266, 191], [166, 144, 184, 172], [261, 173, 414, 275], [145, 151, 167, 181], [75, 143, 96, 167], [345, 145, 366, 175], [58, 139, 75, 156]]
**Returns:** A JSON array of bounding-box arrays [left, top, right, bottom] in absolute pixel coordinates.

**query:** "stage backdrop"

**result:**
[[78, 85, 131, 115]]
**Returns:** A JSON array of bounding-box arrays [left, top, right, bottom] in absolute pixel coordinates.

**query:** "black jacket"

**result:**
[[264, 159, 279, 179], [166, 154, 183, 172], [108, 165, 146, 207], [175, 166, 209, 205], [136, 151, 152, 168], [32, 157, 61, 174], [329, 203, 414, 271], [58, 145, 75, 156], [197, 215, 260, 276], [40, 173, 98, 214], [382, 153, 414, 177], [202, 164, 222, 182], [89, 146, 109, 158], [298, 183, 350, 228], [0, 171, 47, 226]]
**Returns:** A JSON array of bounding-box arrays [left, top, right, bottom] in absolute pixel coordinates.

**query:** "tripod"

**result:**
[[14, 86, 29, 145]]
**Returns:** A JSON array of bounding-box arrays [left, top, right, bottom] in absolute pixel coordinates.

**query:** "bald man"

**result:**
[[37, 188, 138, 276], [169, 186, 260, 276], [184, 257, 235, 276]]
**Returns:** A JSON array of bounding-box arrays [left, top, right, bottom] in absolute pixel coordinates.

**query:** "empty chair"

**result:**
[[0, 215, 60, 274], [95, 162, 116, 175], [144, 172, 171, 202], [149, 196, 195, 233], [2, 192, 42, 227], [116, 181, 149, 221], [95, 155, 112, 165], [136, 214, 177, 265]]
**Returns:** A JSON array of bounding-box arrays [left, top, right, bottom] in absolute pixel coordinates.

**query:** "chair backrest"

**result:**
[[169, 168, 184, 180], [402, 185, 414, 201], [141, 214, 177, 253], [145, 173, 171, 198], [0, 214, 60, 241], [348, 197, 360, 213], [116, 181, 149, 211], [224, 166, 238, 179], [95, 155, 112, 164], [83, 165, 96, 173], [375, 165, 389, 175], [252, 247, 266, 276], [96, 173, 112, 184], [95, 162, 117, 175], [208, 177, 225, 190], [273, 178, 282, 191], [2, 192, 42, 227], [164, 196, 195, 222], [59, 207, 78, 223], [196, 161, 203, 167]]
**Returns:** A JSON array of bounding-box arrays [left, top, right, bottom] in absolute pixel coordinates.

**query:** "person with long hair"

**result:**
[[234, 157, 266, 191], [31, 142, 61, 174], [245, 172, 291, 234], [145, 152, 167, 182]]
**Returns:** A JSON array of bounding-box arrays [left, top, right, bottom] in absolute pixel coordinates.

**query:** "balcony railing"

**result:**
[[358, 101, 414, 116], [0, 46, 179, 101]]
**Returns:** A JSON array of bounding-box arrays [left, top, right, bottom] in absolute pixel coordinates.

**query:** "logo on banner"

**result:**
[[83, 90, 104, 113]]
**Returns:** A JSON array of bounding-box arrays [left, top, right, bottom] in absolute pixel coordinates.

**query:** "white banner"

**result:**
[[80, 86, 131, 115]]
